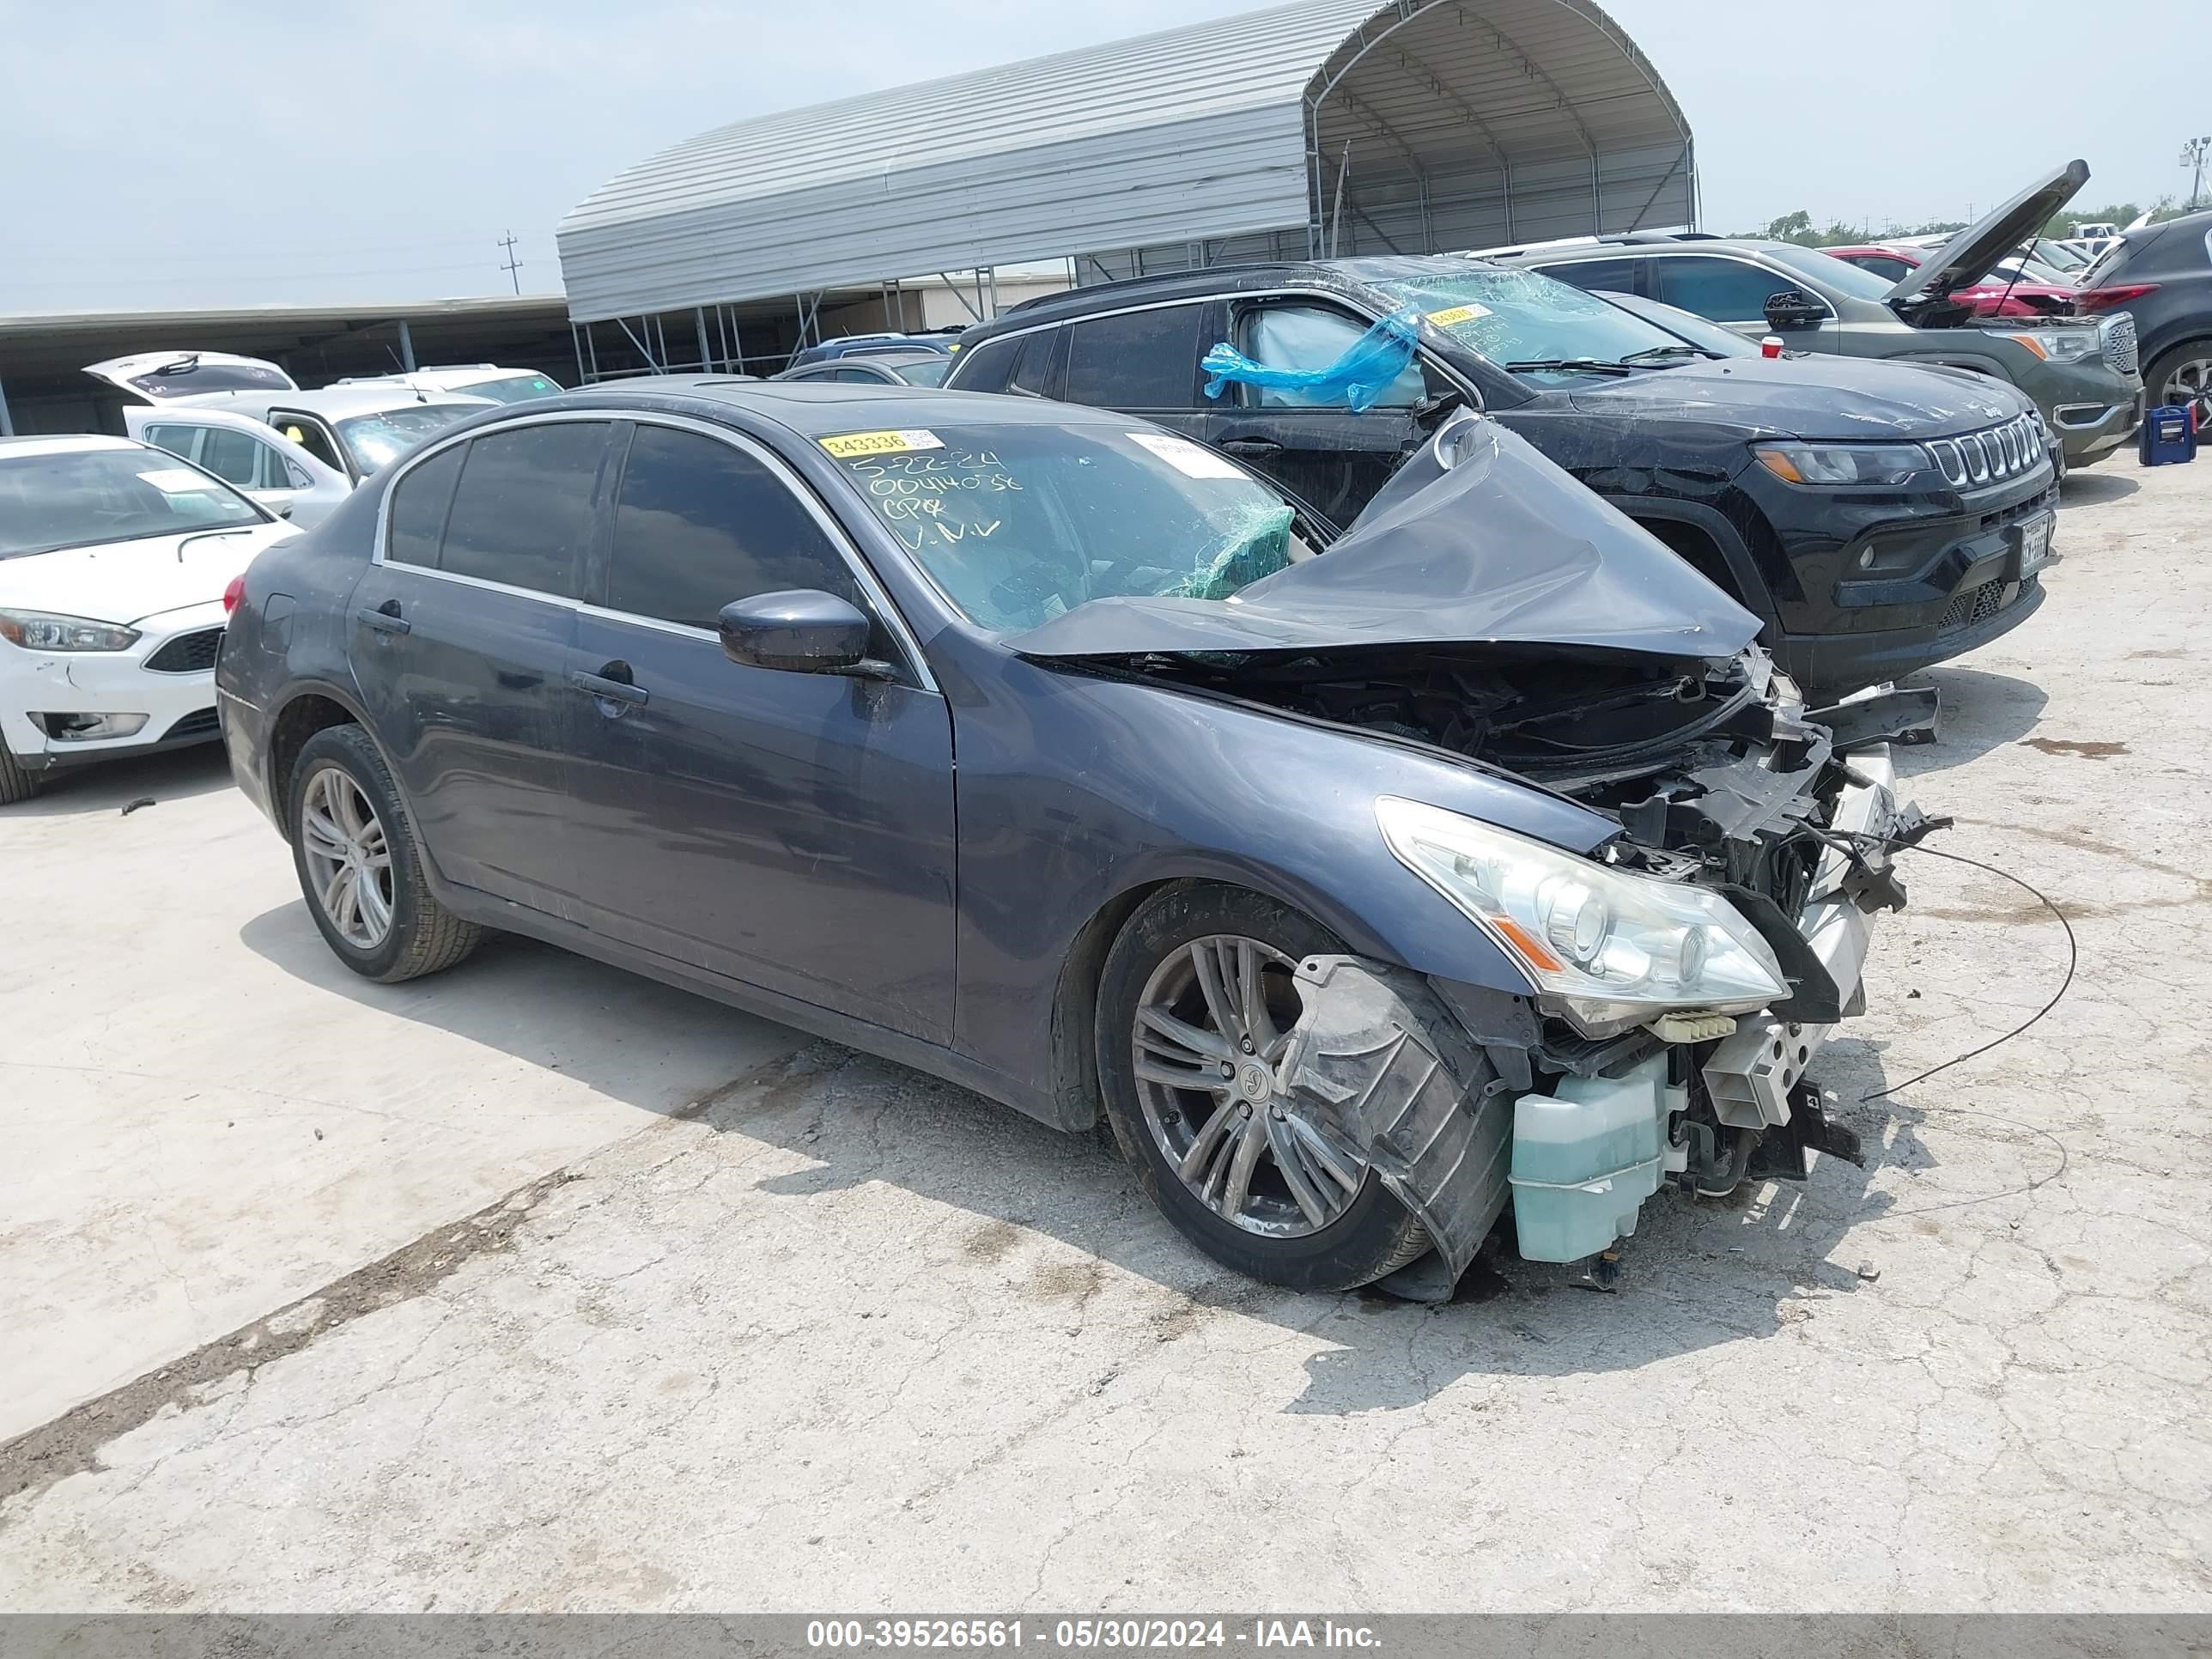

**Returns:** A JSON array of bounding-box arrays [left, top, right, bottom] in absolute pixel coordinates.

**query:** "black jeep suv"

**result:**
[[945, 257, 2058, 693]]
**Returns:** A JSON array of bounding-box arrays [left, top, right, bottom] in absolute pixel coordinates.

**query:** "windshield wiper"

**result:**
[[1504, 358, 1637, 377], [1618, 344, 1706, 364]]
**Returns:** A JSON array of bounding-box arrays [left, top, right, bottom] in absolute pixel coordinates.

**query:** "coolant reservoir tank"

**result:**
[[1509, 1053, 1671, 1263]]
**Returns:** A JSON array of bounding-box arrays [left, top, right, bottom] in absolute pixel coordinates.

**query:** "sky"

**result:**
[[2, 0, 2203, 314]]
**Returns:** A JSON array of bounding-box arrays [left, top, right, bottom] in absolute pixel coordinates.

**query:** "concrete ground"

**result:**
[[2, 457, 2208, 1613]]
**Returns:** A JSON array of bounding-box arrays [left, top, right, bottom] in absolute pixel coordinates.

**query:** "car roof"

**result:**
[[0, 434, 143, 459], [794, 349, 945, 368], [246, 388, 495, 417], [501, 377, 1145, 437], [978, 256, 1484, 337]]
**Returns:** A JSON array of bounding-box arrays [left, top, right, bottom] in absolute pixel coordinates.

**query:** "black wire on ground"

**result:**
[[1832, 835, 2077, 1218]]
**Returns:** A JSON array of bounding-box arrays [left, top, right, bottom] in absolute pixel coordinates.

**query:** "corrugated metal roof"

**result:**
[[557, 0, 1690, 322]]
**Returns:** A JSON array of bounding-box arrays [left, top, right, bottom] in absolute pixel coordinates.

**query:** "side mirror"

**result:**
[[1764, 289, 1828, 331], [719, 589, 872, 674]]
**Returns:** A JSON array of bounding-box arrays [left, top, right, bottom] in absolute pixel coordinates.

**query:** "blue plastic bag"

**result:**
[[1201, 308, 1421, 414]]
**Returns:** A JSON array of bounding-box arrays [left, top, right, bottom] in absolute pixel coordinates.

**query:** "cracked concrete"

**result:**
[[3, 456, 2209, 1612]]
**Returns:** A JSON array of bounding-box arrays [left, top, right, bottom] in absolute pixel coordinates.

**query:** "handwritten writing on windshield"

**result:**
[[846, 449, 1023, 551]]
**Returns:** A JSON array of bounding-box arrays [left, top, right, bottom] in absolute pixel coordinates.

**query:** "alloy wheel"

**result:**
[[1131, 934, 1364, 1238], [300, 767, 394, 950], [2163, 356, 2212, 424]]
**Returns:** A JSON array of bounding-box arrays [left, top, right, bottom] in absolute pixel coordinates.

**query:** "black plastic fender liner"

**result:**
[[1282, 956, 1512, 1279]]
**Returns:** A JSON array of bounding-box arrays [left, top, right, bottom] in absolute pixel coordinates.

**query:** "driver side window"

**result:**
[[1234, 304, 1432, 409], [1652, 257, 1812, 325]]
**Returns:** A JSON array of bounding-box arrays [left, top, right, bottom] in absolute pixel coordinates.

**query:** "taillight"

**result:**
[[2076, 283, 2158, 312], [222, 575, 246, 616]]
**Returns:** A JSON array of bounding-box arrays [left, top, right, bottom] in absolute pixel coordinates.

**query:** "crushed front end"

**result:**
[[1145, 642, 1937, 1274], [1423, 653, 1937, 1265]]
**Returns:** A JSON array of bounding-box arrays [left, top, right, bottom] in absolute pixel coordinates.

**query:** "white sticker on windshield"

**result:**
[[1127, 432, 1245, 480], [138, 467, 213, 493]]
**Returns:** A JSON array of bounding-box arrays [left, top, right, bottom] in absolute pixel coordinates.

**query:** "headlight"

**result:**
[[2006, 328, 2100, 364], [1752, 441, 1929, 486], [1376, 797, 1788, 1030], [0, 610, 142, 652]]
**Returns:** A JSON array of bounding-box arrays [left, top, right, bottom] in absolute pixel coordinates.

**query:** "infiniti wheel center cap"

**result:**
[[1236, 1062, 1272, 1103]]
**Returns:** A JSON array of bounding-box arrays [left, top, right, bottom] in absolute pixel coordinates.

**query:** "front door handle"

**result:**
[[568, 667, 649, 709], [355, 601, 410, 635], [1218, 438, 1284, 456]]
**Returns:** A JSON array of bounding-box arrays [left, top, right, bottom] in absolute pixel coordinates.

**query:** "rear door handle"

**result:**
[[568, 669, 649, 708], [355, 604, 410, 635], [1218, 438, 1284, 455]]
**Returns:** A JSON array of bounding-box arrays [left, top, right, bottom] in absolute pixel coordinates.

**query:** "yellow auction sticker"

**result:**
[[819, 428, 944, 459], [1425, 303, 1492, 327]]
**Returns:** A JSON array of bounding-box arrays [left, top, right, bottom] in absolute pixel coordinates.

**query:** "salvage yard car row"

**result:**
[[0, 157, 2185, 1301]]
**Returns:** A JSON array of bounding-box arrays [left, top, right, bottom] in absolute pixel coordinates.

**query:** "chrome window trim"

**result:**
[[372, 407, 938, 695]]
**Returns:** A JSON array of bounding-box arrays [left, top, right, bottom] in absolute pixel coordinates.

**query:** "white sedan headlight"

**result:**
[[1376, 796, 1788, 1029], [0, 609, 142, 652]]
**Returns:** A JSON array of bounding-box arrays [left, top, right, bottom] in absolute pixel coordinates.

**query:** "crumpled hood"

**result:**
[[1567, 356, 2029, 439], [1009, 413, 1760, 662], [0, 524, 292, 625]]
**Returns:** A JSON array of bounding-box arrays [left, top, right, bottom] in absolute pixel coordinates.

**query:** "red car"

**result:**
[[1821, 245, 2076, 317]]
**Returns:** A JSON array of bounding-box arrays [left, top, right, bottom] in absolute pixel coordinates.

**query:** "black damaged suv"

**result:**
[[945, 257, 2058, 692]]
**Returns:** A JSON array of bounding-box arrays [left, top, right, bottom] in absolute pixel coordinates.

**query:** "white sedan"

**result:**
[[0, 435, 300, 805]]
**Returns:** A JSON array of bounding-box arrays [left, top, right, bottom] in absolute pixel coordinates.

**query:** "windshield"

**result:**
[[0, 447, 264, 560], [1590, 291, 1758, 356], [461, 374, 563, 404], [335, 404, 481, 474], [893, 359, 951, 387], [1760, 244, 1898, 300], [1371, 266, 1694, 380], [823, 423, 1310, 634], [124, 361, 293, 399]]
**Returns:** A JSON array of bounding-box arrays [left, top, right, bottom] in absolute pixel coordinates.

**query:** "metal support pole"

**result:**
[[694, 308, 710, 374], [570, 322, 586, 386], [586, 321, 600, 382], [0, 373, 15, 438], [398, 319, 417, 372]]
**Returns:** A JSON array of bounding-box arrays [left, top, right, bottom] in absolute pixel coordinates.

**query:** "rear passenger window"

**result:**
[[949, 335, 1020, 393], [198, 428, 262, 489], [1062, 307, 1203, 409], [1550, 258, 1640, 294], [438, 424, 605, 597], [142, 425, 202, 464], [1009, 328, 1064, 398], [607, 426, 860, 630], [385, 444, 465, 569]]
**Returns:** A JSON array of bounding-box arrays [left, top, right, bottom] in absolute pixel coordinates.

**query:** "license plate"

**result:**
[[2020, 514, 2052, 574]]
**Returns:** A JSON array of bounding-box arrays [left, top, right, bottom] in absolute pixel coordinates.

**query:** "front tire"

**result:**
[[287, 724, 481, 983], [0, 740, 35, 806], [1095, 882, 1429, 1291]]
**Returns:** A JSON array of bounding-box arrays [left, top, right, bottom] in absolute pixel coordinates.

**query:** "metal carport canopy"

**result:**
[[556, 0, 1693, 323]]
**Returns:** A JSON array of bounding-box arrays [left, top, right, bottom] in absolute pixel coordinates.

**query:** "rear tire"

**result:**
[[2145, 341, 2212, 425], [287, 724, 481, 983], [1095, 882, 1428, 1291], [0, 741, 35, 806]]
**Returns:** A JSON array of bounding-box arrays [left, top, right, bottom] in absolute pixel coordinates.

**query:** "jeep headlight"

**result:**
[[1376, 796, 1788, 1030], [1752, 441, 1930, 485]]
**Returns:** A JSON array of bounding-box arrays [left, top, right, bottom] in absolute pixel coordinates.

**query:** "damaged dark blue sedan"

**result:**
[[216, 381, 1929, 1295]]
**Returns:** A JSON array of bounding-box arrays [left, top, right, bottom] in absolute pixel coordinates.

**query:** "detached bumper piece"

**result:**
[[1279, 957, 1511, 1285]]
